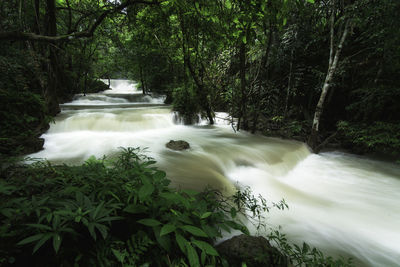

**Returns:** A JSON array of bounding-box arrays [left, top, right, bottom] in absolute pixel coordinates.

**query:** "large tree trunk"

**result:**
[[45, 0, 61, 115], [308, 18, 350, 150]]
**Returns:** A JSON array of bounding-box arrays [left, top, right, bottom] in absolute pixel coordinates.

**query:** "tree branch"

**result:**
[[0, 0, 162, 42]]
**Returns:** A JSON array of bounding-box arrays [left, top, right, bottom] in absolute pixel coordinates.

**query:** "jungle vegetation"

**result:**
[[0, 0, 399, 265], [0, 0, 399, 158]]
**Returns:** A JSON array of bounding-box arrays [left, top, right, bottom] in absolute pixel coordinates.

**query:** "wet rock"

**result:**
[[166, 140, 190, 151], [216, 234, 287, 267], [24, 137, 45, 153]]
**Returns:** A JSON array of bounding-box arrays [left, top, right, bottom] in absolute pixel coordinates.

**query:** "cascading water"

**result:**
[[28, 80, 400, 266]]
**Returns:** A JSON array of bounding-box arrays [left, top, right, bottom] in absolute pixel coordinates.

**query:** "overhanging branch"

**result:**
[[0, 0, 162, 42]]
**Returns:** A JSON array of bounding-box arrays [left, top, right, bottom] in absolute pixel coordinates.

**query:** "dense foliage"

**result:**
[[0, 148, 353, 266], [1, 148, 242, 266]]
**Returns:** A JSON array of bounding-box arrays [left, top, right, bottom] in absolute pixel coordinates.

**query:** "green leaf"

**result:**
[[175, 233, 188, 253], [186, 243, 200, 267], [200, 212, 212, 219], [139, 183, 154, 201], [201, 250, 206, 265], [202, 225, 220, 238], [17, 234, 44, 245], [53, 234, 62, 253], [307, 0, 315, 3], [230, 207, 237, 218], [112, 248, 126, 263], [26, 223, 52, 231], [154, 171, 166, 180], [95, 223, 108, 239], [181, 189, 199, 196], [181, 225, 208, 237], [92, 201, 104, 219], [160, 224, 176, 236], [137, 218, 161, 227], [124, 204, 148, 214], [32, 234, 52, 254], [242, 36, 247, 44], [88, 223, 96, 240], [192, 240, 219, 256], [154, 226, 171, 251]]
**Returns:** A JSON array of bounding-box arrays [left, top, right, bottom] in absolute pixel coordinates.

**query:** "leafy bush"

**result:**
[[0, 148, 354, 266], [337, 121, 400, 157], [172, 85, 201, 124], [0, 148, 248, 266]]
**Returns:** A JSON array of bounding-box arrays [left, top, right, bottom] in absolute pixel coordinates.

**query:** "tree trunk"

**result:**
[[139, 65, 146, 94], [45, 0, 60, 115], [251, 21, 274, 133], [237, 41, 247, 131], [308, 19, 350, 150], [284, 48, 295, 118], [179, 12, 214, 125]]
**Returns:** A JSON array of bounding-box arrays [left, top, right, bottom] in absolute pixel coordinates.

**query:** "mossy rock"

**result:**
[[165, 140, 190, 151]]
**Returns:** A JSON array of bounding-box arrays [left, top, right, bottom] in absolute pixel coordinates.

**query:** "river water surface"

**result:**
[[28, 80, 400, 266]]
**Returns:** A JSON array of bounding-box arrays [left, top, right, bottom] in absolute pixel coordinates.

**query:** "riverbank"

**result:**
[[0, 79, 109, 162], [255, 116, 399, 164]]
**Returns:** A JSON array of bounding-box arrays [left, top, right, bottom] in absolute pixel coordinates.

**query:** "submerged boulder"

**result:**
[[165, 140, 190, 151], [216, 234, 287, 267]]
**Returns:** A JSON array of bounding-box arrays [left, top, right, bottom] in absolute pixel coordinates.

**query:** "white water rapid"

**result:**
[[28, 80, 400, 266]]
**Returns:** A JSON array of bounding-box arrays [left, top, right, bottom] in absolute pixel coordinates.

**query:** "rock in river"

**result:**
[[165, 140, 190, 151]]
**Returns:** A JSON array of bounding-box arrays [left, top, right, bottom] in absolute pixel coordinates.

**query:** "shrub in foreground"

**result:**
[[0, 148, 353, 266]]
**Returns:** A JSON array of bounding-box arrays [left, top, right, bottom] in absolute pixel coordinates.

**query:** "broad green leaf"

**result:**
[[307, 0, 315, 3], [202, 225, 219, 238], [137, 218, 161, 227], [200, 212, 212, 219], [123, 204, 148, 214], [92, 201, 104, 220], [95, 223, 108, 239], [175, 233, 188, 253], [153, 226, 171, 251], [88, 223, 96, 240], [201, 250, 206, 265], [139, 183, 154, 201], [160, 224, 176, 236], [242, 36, 247, 44], [111, 248, 126, 263], [192, 239, 219, 256], [53, 234, 62, 253], [186, 243, 200, 267], [181, 225, 208, 237]]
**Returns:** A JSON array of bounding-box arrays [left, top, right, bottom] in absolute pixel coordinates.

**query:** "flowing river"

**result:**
[[28, 80, 400, 266]]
